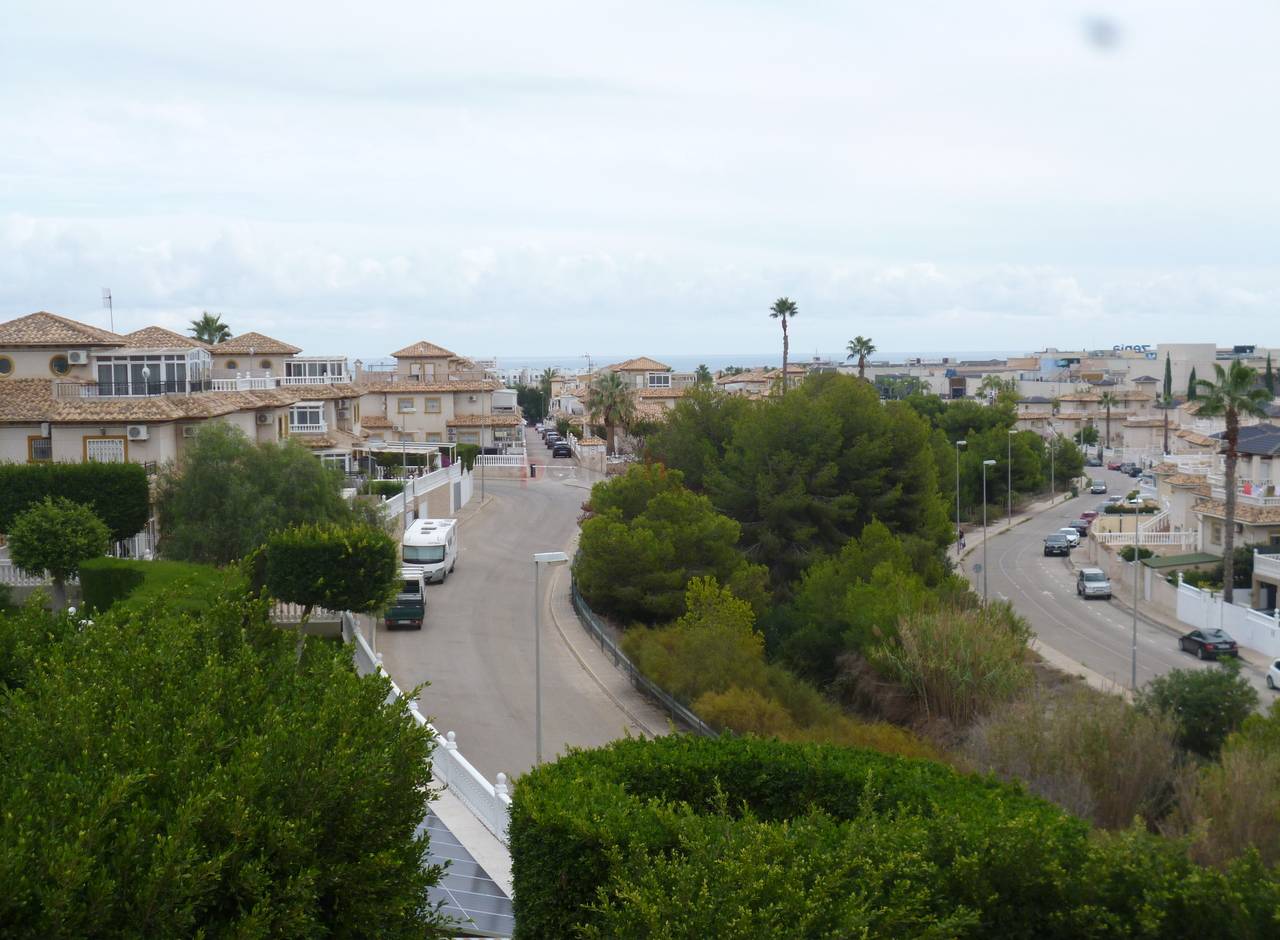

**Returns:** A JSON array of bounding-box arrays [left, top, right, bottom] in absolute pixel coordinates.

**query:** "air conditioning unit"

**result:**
[[468, 395, 478, 402], [182, 426, 198, 438], [126, 424, 149, 441], [39, 422, 51, 438], [256, 412, 272, 425], [66, 350, 90, 365]]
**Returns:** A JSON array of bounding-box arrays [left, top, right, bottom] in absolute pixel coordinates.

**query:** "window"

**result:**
[[27, 437, 52, 462], [84, 437, 125, 463], [260, 359, 272, 370], [289, 403, 325, 431], [424, 397, 441, 413], [457, 431, 480, 444], [49, 354, 70, 376], [225, 360, 238, 370], [425, 432, 442, 442], [0, 356, 12, 376], [397, 397, 416, 413], [647, 372, 671, 388], [1211, 522, 1223, 544]]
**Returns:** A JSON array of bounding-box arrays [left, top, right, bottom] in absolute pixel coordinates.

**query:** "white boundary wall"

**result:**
[[1176, 580, 1280, 659]]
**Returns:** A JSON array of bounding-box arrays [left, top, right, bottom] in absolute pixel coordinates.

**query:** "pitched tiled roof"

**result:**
[[603, 356, 672, 373], [212, 332, 302, 355], [578, 436, 606, 446], [0, 311, 124, 348], [1193, 499, 1280, 525], [1151, 462, 1179, 474], [1058, 392, 1100, 402], [1176, 429, 1221, 447], [637, 386, 688, 399], [445, 414, 523, 427], [1123, 417, 1168, 427], [354, 379, 501, 393], [0, 381, 347, 423], [360, 414, 394, 429], [121, 326, 212, 350], [1230, 423, 1280, 457], [391, 340, 458, 359], [1131, 375, 1159, 382]]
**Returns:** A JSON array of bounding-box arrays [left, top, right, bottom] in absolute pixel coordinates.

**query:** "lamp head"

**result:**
[[983, 459, 997, 466], [956, 439, 967, 447]]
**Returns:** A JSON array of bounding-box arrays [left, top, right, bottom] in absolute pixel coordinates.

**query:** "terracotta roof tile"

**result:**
[[0, 311, 124, 348], [212, 331, 302, 355], [637, 386, 689, 399], [121, 326, 212, 350], [1193, 499, 1280, 525], [391, 340, 458, 359], [355, 379, 501, 393], [578, 436, 606, 445], [360, 414, 394, 429], [445, 414, 523, 427], [603, 356, 672, 372]]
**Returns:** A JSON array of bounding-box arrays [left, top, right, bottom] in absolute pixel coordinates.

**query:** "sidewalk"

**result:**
[[956, 489, 1077, 573]]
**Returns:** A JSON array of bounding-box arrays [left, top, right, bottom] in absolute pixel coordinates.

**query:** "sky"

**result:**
[[2, 1, 1278, 363]]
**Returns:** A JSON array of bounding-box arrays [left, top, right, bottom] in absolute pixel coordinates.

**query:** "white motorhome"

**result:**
[[402, 518, 458, 584]]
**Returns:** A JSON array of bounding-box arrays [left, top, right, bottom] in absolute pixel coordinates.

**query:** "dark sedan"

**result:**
[[1067, 519, 1091, 537], [1178, 628, 1240, 660], [551, 442, 573, 458], [1044, 533, 1072, 557]]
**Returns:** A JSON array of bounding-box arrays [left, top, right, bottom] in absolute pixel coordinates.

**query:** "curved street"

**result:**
[[965, 465, 1269, 697]]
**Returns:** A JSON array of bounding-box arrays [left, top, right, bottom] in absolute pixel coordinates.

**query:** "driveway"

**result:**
[[968, 465, 1271, 699], [375, 438, 660, 783]]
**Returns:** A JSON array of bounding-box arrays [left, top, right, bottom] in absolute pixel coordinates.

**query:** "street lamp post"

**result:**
[[955, 439, 967, 553], [1049, 435, 1055, 502], [982, 458, 997, 604], [1132, 499, 1140, 689], [532, 551, 570, 766], [1006, 429, 1015, 530]]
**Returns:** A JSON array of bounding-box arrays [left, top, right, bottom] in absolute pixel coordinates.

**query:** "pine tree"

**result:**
[[1187, 366, 1198, 401], [1163, 353, 1173, 399], [1266, 352, 1275, 395]]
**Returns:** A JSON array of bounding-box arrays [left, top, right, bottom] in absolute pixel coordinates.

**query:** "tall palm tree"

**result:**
[[846, 335, 876, 380], [694, 364, 713, 386], [585, 370, 637, 456], [1098, 391, 1118, 450], [769, 298, 798, 391], [190, 311, 231, 344], [539, 367, 558, 401], [1195, 361, 1273, 603]]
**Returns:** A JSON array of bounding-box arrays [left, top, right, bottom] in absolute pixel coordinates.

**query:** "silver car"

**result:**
[[1077, 568, 1112, 600]]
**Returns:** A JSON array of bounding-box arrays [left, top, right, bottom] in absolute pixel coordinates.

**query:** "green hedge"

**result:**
[[79, 558, 232, 615], [510, 735, 1280, 939], [362, 480, 405, 498], [0, 462, 149, 541]]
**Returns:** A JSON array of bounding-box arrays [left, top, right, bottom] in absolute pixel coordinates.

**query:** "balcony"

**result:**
[[1256, 551, 1280, 584], [54, 380, 213, 399], [280, 373, 351, 386]]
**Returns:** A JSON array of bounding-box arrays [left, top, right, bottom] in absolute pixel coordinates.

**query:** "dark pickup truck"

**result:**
[[385, 570, 427, 630]]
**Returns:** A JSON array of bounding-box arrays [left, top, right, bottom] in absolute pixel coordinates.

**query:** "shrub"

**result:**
[[966, 686, 1181, 829], [1118, 545, 1155, 562], [7, 497, 111, 611], [362, 480, 405, 498], [510, 735, 1277, 939], [0, 579, 443, 935], [78, 557, 147, 611], [455, 443, 480, 470], [0, 461, 149, 542], [80, 557, 232, 615], [1138, 662, 1258, 759], [870, 602, 1033, 724]]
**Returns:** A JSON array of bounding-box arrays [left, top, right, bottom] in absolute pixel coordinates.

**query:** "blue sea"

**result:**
[[484, 350, 1032, 374]]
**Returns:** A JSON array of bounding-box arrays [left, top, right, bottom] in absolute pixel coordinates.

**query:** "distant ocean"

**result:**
[[477, 350, 1033, 374]]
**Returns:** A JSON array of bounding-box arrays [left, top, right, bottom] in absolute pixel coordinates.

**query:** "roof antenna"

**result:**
[[102, 288, 114, 332]]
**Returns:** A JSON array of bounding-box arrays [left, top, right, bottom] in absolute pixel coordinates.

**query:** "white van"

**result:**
[[402, 518, 458, 584]]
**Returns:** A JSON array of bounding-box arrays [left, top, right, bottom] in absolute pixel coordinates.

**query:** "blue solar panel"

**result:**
[[421, 810, 515, 938]]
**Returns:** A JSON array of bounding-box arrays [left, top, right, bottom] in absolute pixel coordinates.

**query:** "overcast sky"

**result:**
[[3, 2, 1278, 362]]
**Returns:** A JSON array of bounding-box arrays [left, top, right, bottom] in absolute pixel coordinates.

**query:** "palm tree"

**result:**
[[539, 367, 558, 401], [190, 311, 231, 344], [769, 298, 798, 391], [1195, 361, 1273, 603], [846, 336, 876, 380], [694, 364, 713, 386], [1098, 391, 1118, 450], [585, 370, 637, 456]]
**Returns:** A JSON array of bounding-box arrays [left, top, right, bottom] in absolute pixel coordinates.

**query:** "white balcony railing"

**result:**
[[1095, 529, 1198, 547], [281, 374, 352, 386], [211, 375, 275, 391], [1256, 552, 1280, 584]]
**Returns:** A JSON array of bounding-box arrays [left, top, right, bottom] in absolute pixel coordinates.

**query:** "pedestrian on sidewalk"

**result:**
[[957, 530, 966, 550]]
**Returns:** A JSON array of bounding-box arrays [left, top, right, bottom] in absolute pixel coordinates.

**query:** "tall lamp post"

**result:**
[[1131, 498, 1140, 689], [1006, 428, 1015, 530], [982, 458, 997, 604], [954, 439, 967, 553], [532, 551, 570, 766]]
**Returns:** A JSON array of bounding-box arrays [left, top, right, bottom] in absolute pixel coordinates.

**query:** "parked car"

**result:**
[[1044, 533, 1073, 557], [1057, 527, 1081, 547], [1076, 567, 1112, 600], [1090, 481, 1107, 494], [1080, 510, 1100, 522], [1178, 628, 1240, 660], [1085, 456, 1103, 467], [551, 442, 573, 458], [545, 433, 561, 445], [1127, 466, 1143, 478], [1107, 495, 1124, 505], [1067, 519, 1091, 537], [1268, 659, 1280, 691], [1107, 460, 1123, 471], [1119, 462, 1137, 475]]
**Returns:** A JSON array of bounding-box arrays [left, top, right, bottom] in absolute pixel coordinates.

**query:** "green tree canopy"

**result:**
[[769, 297, 798, 391], [644, 388, 753, 491], [0, 579, 443, 935], [585, 370, 637, 455], [846, 336, 876, 380], [694, 364, 713, 385], [155, 423, 362, 565], [708, 374, 952, 590], [0, 462, 149, 542], [189, 310, 231, 344], [8, 497, 110, 610], [575, 466, 764, 622]]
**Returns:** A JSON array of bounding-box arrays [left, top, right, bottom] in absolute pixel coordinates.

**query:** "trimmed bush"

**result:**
[[79, 558, 230, 615], [79, 558, 147, 612], [362, 480, 405, 498], [0, 462, 149, 542], [511, 735, 1280, 939], [1119, 545, 1156, 562]]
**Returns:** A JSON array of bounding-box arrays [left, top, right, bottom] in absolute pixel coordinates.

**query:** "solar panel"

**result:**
[[422, 810, 515, 938]]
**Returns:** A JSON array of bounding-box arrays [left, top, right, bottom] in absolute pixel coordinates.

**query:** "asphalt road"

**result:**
[[375, 428, 650, 783], [969, 465, 1271, 698]]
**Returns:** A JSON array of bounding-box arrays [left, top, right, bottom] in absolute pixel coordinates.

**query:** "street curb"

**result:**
[[544, 539, 667, 739], [959, 492, 1075, 564]]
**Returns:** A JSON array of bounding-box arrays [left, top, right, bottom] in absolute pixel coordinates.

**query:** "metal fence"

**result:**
[[569, 578, 718, 738]]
